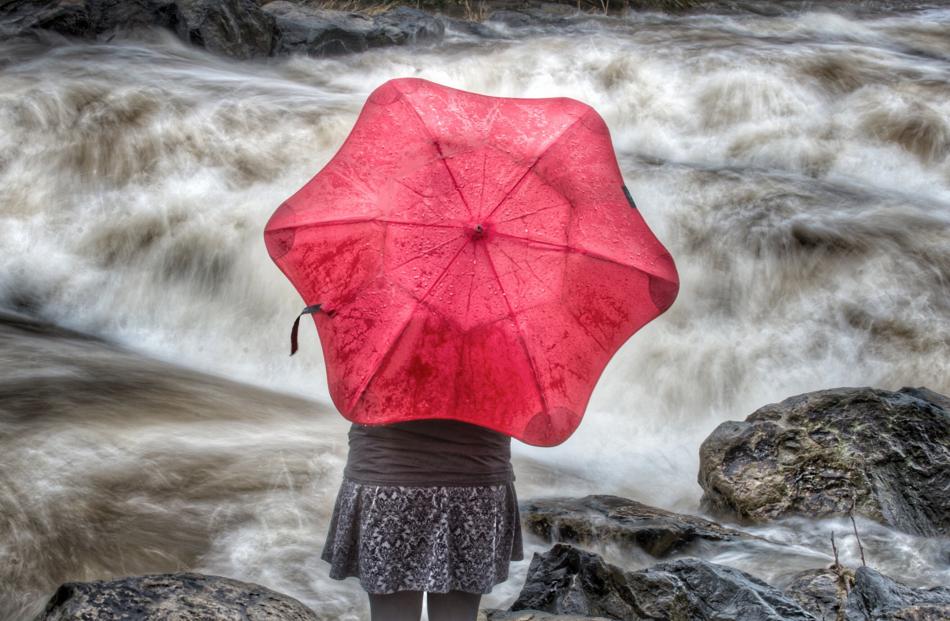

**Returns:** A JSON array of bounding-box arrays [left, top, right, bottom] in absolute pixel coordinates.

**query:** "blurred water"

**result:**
[[1, 2, 949, 619]]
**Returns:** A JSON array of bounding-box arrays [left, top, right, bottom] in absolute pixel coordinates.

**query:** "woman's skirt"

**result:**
[[320, 477, 524, 595]]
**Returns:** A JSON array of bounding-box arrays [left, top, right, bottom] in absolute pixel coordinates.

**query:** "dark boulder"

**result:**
[[484, 611, 612, 620], [36, 571, 319, 620], [698, 386, 950, 536], [261, 1, 375, 55], [261, 1, 443, 57], [86, 0, 178, 37], [521, 494, 758, 558], [844, 565, 950, 621], [0, 0, 276, 58], [370, 6, 444, 46], [511, 543, 817, 620], [485, 3, 578, 29], [0, 0, 178, 38], [172, 0, 276, 59], [442, 15, 501, 39], [784, 566, 855, 621], [785, 563, 950, 621]]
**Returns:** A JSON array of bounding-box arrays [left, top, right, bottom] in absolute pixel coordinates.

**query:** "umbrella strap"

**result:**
[[290, 303, 327, 356]]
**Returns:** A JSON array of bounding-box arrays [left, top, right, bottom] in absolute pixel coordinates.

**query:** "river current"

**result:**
[[1, 2, 948, 619]]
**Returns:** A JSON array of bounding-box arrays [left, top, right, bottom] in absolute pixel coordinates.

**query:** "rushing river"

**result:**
[[2, 2, 949, 619]]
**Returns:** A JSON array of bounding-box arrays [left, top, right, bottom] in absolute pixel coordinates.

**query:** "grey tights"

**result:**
[[367, 590, 482, 621]]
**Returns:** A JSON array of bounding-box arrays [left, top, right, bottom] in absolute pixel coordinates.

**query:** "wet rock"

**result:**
[[485, 8, 573, 29], [0, 0, 277, 59], [262, 2, 443, 57], [521, 494, 758, 557], [0, 0, 168, 38], [785, 564, 950, 621], [442, 16, 502, 38], [36, 572, 319, 620], [172, 0, 276, 59], [86, 0, 179, 36], [482, 610, 611, 621], [262, 1, 375, 55], [511, 542, 817, 620], [784, 566, 855, 621], [370, 6, 444, 46], [698, 386, 950, 537], [844, 565, 950, 621]]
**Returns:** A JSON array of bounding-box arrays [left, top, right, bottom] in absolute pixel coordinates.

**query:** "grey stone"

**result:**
[[172, 0, 276, 59], [698, 386, 950, 536], [511, 543, 817, 620], [35, 572, 319, 620], [0, 0, 277, 59], [261, 1, 443, 57], [784, 566, 855, 621], [844, 565, 950, 621], [521, 494, 759, 558]]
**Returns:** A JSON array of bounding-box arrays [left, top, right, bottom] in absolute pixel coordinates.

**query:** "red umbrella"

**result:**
[[263, 77, 678, 447]]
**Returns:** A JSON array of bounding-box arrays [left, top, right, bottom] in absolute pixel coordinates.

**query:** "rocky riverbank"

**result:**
[[0, 0, 928, 61], [32, 378, 950, 619]]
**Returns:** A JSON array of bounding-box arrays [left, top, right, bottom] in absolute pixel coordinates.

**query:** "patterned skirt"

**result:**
[[320, 477, 524, 594]]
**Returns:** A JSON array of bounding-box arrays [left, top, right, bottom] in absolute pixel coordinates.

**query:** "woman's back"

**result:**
[[343, 418, 515, 487]]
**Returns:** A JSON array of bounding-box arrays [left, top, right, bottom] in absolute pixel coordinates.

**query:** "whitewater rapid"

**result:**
[[1, 2, 949, 619]]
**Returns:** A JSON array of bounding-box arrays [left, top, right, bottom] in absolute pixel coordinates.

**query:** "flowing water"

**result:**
[[2, 2, 949, 619]]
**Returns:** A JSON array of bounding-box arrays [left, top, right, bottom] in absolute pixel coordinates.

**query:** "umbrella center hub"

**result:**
[[469, 222, 490, 241]]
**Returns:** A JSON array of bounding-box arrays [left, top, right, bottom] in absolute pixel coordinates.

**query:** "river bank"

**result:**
[[3, 0, 946, 62]]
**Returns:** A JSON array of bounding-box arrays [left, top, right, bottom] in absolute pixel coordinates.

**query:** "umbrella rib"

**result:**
[[482, 109, 591, 223], [495, 202, 564, 224], [390, 232, 467, 271], [394, 92, 475, 220], [478, 148, 487, 218], [418, 238, 471, 304], [349, 300, 417, 412], [490, 230, 668, 280], [265, 217, 460, 233], [492, 241, 550, 298], [349, 240, 470, 410], [482, 245, 550, 417]]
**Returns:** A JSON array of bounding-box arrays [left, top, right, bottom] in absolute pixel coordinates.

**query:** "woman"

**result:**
[[320, 417, 523, 621]]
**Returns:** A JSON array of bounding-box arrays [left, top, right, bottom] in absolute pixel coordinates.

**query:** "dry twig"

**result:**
[[847, 495, 867, 567]]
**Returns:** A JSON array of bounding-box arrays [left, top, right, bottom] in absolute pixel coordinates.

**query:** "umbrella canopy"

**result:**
[[263, 77, 678, 447]]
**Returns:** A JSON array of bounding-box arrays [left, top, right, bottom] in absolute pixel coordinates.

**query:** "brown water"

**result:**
[[1, 2, 949, 619]]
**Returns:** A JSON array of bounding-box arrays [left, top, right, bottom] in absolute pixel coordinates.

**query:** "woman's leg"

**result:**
[[426, 590, 482, 621], [367, 590, 424, 621]]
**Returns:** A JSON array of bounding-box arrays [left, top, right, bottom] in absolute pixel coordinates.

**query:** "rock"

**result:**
[[784, 566, 855, 621], [510, 543, 817, 620], [485, 8, 569, 29], [785, 563, 950, 621], [521, 494, 758, 558], [86, 0, 179, 38], [0, 0, 276, 59], [370, 6, 444, 46], [442, 16, 501, 38], [262, 2, 443, 57], [844, 565, 950, 621], [0, 0, 94, 37], [172, 0, 276, 59], [0, 0, 176, 39], [262, 1, 375, 55], [482, 610, 612, 620], [36, 572, 319, 620], [698, 386, 950, 536]]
